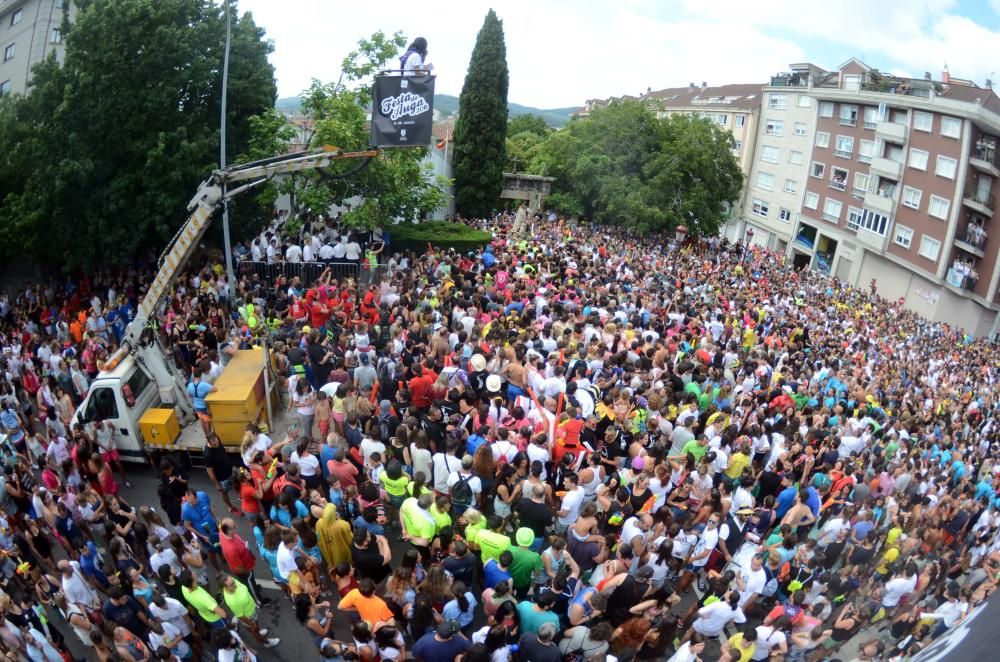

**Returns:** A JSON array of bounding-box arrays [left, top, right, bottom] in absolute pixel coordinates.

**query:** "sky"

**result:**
[[237, 0, 1000, 109]]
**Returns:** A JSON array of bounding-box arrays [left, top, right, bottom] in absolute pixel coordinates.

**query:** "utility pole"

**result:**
[[220, 0, 237, 305]]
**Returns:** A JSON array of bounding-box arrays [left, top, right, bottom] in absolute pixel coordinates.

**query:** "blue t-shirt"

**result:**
[[775, 486, 797, 519], [412, 631, 470, 662], [319, 444, 337, 480], [483, 559, 512, 589], [187, 380, 212, 410], [442, 592, 477, 628], [270, 499, 309, 527], [181, 491, 218, 539]]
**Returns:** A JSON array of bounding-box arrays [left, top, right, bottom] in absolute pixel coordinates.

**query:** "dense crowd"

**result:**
[[0, 210, 999, 662]]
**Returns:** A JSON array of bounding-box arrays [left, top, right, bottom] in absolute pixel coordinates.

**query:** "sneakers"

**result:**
[[265, 638, 280, 649], [697, 579, 706, 593], [259, 629, 268, 637], [260, 598, 274, 608]]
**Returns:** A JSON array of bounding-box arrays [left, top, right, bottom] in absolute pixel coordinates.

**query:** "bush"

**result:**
[[388, 222, 493, 253]]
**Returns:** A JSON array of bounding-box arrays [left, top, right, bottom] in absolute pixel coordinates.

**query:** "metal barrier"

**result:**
[[238, 260, 361, 286]]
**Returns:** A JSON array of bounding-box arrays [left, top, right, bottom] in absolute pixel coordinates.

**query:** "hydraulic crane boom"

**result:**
[[125, 147, 377, 347]]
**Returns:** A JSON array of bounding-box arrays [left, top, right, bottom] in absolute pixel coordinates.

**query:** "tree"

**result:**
[[508, 113, 548, 137], [240, 30, 448, 231], [529, 100, 743, 235], [0, 0, 276, 270], [452, 9, 509, 218], [505, 130, 543, 172]]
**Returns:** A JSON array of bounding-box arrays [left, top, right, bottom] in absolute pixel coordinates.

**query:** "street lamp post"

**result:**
[[219, 0, 236, 305]]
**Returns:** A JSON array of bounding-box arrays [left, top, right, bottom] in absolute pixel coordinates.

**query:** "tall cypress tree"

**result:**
[[452, 9, 509, 218]]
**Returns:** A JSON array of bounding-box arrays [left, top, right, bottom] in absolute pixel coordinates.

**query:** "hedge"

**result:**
[[387, 222, 493, 253]]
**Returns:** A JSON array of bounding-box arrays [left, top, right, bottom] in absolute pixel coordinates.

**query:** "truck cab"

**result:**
[[72, 356, 166, 462]]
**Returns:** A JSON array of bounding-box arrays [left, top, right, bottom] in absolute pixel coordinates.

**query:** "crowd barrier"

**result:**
[[237, 260, 393, 292]]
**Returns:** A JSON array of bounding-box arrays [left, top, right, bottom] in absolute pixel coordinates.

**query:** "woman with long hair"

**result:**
[[294, 594, 334, 649], [611, 616, 652, 658], [418, 565, 453, 612], [406, 592, 442, 642], [383, 566, 417, 622], [492, 464, 517, 521], [442, 580, 477, 635], [471, 443, 496, 510]]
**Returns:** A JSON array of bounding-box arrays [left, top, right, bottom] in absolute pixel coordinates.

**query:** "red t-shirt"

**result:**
[[220, 533, 256, 575], [310, 301, 329, 329], [239, 482, 261, 514]]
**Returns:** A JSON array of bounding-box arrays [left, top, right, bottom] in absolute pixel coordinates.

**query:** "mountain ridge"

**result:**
[[275, 93, 576, 128]]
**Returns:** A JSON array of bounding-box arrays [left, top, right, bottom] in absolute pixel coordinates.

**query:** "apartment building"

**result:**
[[741, 59, 1000, 336], [0, 0, 72, 96], [577, 83, 764, 237]]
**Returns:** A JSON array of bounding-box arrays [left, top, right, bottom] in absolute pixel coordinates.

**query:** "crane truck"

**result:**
[[70, 147, 378, 462]]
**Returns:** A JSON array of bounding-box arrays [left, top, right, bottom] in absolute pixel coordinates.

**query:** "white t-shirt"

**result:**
[[290, 451, 320, 478], [693, 600, 746, 636], [150, 596, 191, 637], [739, 566, 767, 607], [148, 620, 190, 659], [241, 434, 271, 466], [751, 625, 786, 660], [360, 439, 387, 467], [620, 517, 647, 549], [491, 440, 518, 464], [882, 574, 917, 607], [526, 443, 551, 479], [558, 487, 584, 526], [345, 242, 362, 260], [432, 453, 463, 492], [690, 527, 719, 568], [276, 542, 298, 581], [218, 631, 257, 662], [447, 470, 483, 499], [285, 245, 303, 263]]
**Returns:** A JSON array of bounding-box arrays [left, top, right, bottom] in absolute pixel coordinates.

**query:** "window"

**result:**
[[732, 140, 742, 153], [50, 28, 62, 44], [941, 116, 960, 138], [823, 198, 843, 222], [779, 208, 793, 222], [913, 111, 933, 132], [908, 148, 929, 171], [716, 114, 728, 125], [834, 135, 854, 159], [811, 162, 825, 178], [783, 178, 797, 193], [797, 95, 811, 108], [10, 9, 22, 27], [765, 119, 783, 136], [788, 150, 803, 165], [760, 145, 779, 163], [768, 94, 787, 110], [935, 155, 957, 179], [751, 198, 769, 218], [902, 186, 922, 209], [793, 122, 807, 136], [735, 114, 745, 128], [918, 235, 941, 261], [839, 104, 858, 126], [2, 44, 13, 62], [860, 209, 890, 236], [893, 225, 914, 249], [846, 206, 863, 230], [853, 172, 869, 197], [0, 80, 9, 97], [86, 387, 120, 422], [863, 107, 878, 130], [816, 132, 830, 148], [804, 192, 819, 209], [830, 166, 848, 191], [858, 139, 876, 164], [756, 172, 775, 191], [928, 195, 950, 220], [819, 101, 834, 118]]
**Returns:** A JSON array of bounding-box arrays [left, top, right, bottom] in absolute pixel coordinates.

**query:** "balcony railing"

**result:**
[[861, 81, 934, 98], [839, 117, 857, 127], [964, 191, 996, 210], [834, 149, 853, 159], [947, 264, 979, 291], [973, 146, 998, 166], [829, 178, 847, 192], [960, 226, 987, 250]]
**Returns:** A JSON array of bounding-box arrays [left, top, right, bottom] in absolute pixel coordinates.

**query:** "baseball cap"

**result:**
[[515, 527, 534, 547], [636, 566, 654, 580], [436, 621, 458, 638]]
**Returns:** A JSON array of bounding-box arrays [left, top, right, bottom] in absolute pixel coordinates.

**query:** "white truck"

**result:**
[[71, 147, 378, 461]]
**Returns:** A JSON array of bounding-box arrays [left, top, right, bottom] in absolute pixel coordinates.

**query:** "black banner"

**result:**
[[370, 74, 436, 147]]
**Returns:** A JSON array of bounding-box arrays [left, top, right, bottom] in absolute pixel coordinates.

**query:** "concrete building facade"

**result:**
[[0, 0, 72, 96]]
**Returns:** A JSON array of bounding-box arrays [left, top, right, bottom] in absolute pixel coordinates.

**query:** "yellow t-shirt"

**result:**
[[725, 452, 751, 480], [727, 634, 756, 662], [875, 545, 900, 575]]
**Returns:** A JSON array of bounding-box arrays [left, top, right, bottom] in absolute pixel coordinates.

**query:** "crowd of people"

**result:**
[[0, 208, 999, 662]]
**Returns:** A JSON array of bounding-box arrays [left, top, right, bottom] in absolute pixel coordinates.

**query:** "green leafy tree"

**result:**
[[240, 30, 448, 230], [529, 100, 742, 235], [452, 9, 509, 218], [0, 0, 276, 270], [505, 130, 543, 172], [507, 113, 549, 137]]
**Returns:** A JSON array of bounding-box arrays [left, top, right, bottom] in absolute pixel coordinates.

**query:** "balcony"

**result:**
[[946, 262, 979, 292], [829, 176, 847, 192], [870, 156, 902, 179], [876, 121, 908, 144], [962, 191, 996, 218], [954, 226, 987, 258], [865, 190, 895, 216], [969, 147, 1000, 178]]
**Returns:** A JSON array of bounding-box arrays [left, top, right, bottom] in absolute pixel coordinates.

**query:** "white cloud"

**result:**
[[237, 0, 997, 108]]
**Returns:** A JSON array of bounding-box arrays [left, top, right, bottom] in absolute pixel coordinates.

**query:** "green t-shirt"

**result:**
[[379, 472, 410, 497], [516, 600, 561, 634], [400, 498, 436, 540], [507, 546, 543, 588], [430, 503, 453, 533], [223, 582, 256, 619], [681, 439, 708, 462], [182, 585, 221, 623], [472, 528, 511, 563]]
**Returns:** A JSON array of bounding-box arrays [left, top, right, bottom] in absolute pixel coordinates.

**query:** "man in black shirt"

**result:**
[[204, 433, 240, 516], [515, 485, 554, 542], [442, 540, 477, 588], [102, 586, 151, 638]]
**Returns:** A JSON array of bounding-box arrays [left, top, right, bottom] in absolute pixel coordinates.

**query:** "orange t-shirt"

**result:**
[[338, 589, 394, 626]]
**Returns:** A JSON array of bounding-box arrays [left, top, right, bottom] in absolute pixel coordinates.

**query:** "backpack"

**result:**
[[451, 473, 474, 506], [377, 414, 394, 443], [761, 565, 779, 597]]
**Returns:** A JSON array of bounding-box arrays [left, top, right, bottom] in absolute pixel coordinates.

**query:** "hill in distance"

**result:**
[[275, 93, 576, 128]]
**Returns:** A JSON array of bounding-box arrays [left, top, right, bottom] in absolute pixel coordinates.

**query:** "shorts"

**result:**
[[318, 419, 330, 437], [507, 384, 525, 400], [219, 477, 234, 493], [196, 408, 212, 423], [332, 412, 346, 424], [101, 449, 120, 463]]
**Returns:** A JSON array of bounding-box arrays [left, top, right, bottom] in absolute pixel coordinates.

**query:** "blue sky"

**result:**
[[238, 0, 1000, 108]]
